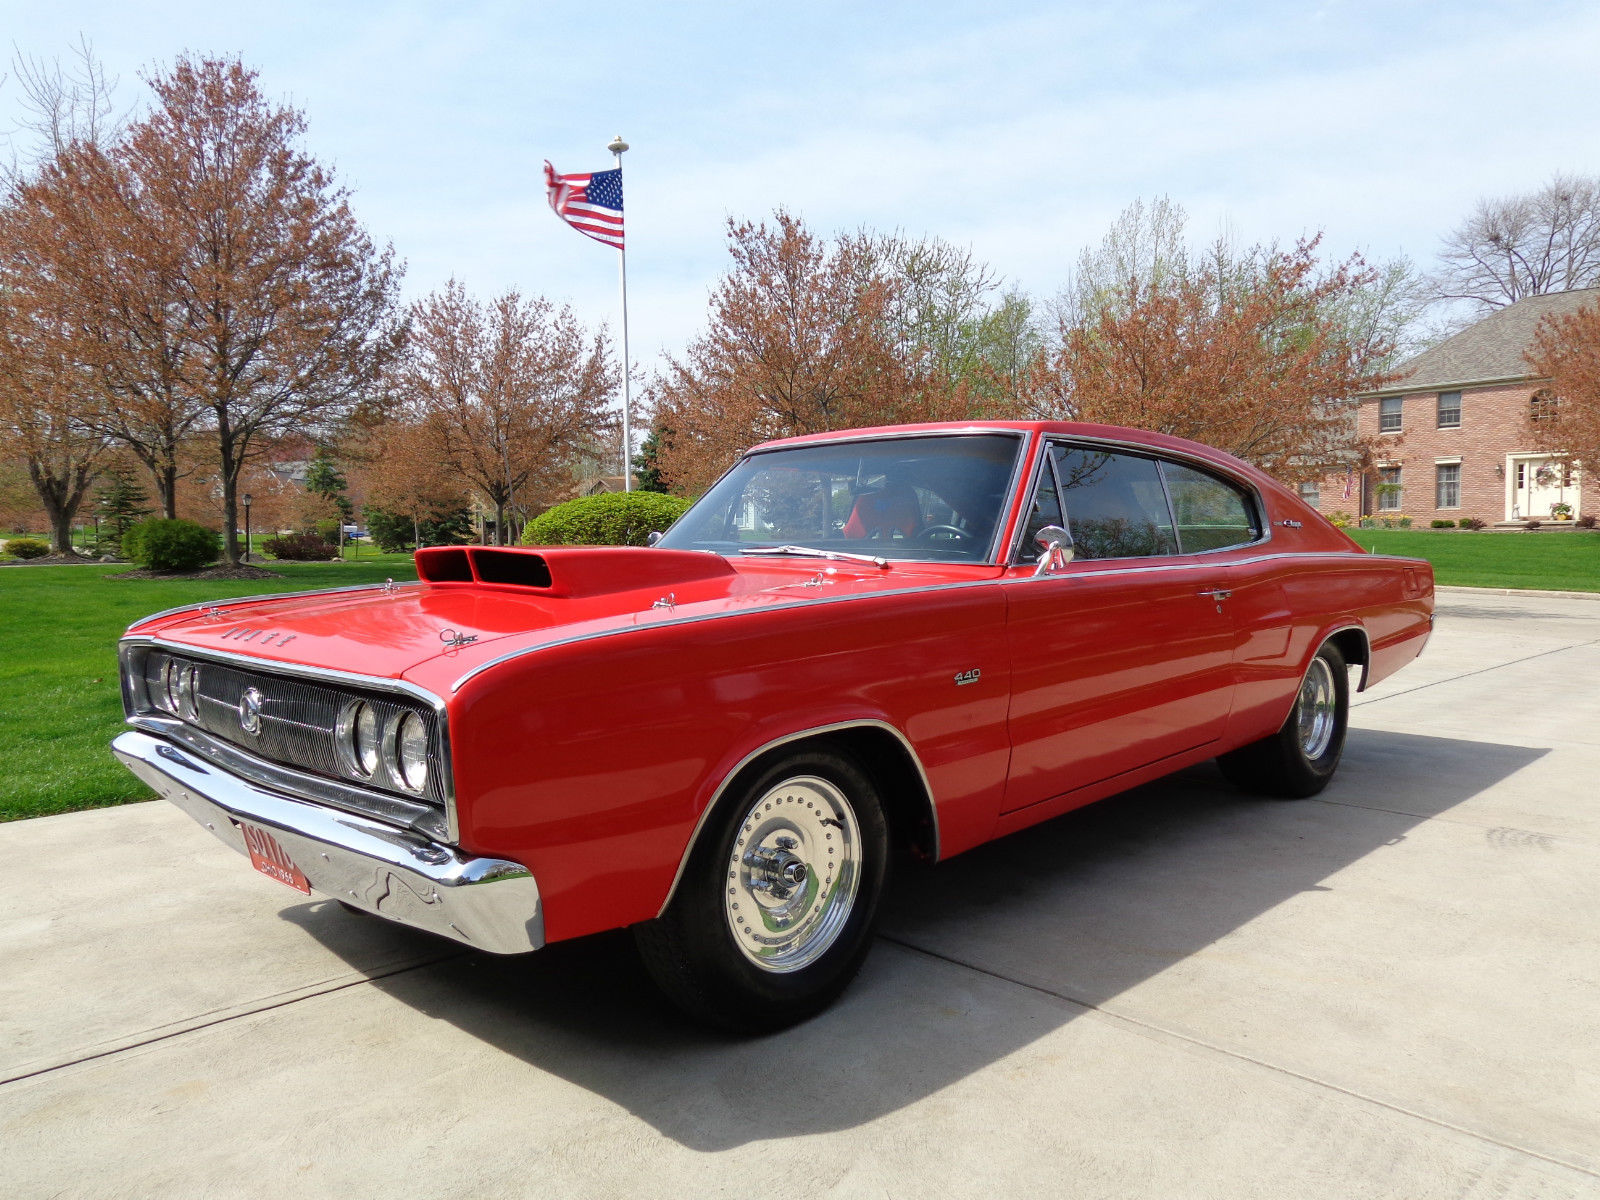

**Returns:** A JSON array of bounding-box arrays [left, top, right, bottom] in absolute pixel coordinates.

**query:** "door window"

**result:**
[[1051, 446, 1176, 559], [1020, 457, 1064, 551], [1161, 461, 1263, 551]]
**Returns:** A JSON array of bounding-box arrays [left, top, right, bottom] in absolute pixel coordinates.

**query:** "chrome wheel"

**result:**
[[1296, 655, 1337, 759], [723, 775, 861, 973]]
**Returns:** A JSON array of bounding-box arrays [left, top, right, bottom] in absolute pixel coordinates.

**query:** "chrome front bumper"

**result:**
[[112, 730, 544, 955]]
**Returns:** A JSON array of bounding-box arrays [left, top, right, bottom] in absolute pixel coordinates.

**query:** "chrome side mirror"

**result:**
[[646, 530, 664, 547], [1033, 525, 1074, 576]]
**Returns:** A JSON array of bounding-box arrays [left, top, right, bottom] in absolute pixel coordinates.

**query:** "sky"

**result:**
[[4, 1, 1599, 382]]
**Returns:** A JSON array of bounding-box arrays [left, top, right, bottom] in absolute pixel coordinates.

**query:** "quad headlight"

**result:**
[[153, 657, 199, 720], [391, 711, 430, 794], [336, 700, 430, 794], [337, 700, 382, 778]]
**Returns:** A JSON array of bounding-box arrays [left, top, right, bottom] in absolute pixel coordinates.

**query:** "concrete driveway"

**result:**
[[3, 590, 1598, 1199]]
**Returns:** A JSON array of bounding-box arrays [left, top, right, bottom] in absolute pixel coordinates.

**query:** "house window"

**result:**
[[1377, 466, 1402, 510], [1299, 480, 1320, 506], [1437, 391, 1461, 428], [1531, 389, 1559, 423], [1379, 396, 1403, 432], [1435, 463, 1460, 509]]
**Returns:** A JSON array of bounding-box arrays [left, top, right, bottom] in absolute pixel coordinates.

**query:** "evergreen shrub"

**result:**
[[522, 491, 691, 548], [5, 537, 50, 559], [123, 519, 219, 572]]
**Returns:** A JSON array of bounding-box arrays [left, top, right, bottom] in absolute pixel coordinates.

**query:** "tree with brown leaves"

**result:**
[[1525, 298, 1600, 476], [399, 281, 616, 544], [116, 57, 405, 562], [358, 420, 472, 548], [1031, 234, 1396, 483], [0, 269, 112, 552], [0, 41, 121, 552], [650, 213, 1025, 494]]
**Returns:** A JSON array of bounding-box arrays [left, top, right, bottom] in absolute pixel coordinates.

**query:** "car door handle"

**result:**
[[1197, 589, 1232, 601]]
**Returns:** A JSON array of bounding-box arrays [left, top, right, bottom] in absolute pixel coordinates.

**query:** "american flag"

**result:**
[[545, 162, 624, 249], [1341, 472, 1354, 500]]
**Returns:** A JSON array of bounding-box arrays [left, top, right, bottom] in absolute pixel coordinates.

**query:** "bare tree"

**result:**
[[3, 35, 124, 177], [1435, 174, 1600, 311], [401, 281, 617, 544]]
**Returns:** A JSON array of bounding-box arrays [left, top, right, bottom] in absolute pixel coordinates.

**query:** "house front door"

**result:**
[[1511, 456, 1573, 519]]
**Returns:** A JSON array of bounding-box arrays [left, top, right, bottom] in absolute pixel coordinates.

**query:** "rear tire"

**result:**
[[634, 748, 889, 1033], [1218, 641, 1349, 798]]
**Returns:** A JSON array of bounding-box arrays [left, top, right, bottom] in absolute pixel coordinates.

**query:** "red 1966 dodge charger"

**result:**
[[113, 422, 1433, 1030]]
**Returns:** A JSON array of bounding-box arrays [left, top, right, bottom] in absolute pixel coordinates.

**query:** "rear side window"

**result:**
[[1161, 461, 1262, 551], [1052, 446, 1177, 559]]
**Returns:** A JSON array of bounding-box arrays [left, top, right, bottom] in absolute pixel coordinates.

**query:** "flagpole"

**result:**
[[608, 134, 631, 491]]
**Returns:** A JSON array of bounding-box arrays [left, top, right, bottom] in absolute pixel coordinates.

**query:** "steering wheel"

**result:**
[[916, 524, 972, 545]]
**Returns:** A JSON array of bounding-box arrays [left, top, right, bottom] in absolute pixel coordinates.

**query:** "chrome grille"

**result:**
[[130, 647, 450, 833]]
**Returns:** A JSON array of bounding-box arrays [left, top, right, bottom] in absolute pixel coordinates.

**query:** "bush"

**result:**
[[1326, 510, 1354, 528], [5, 536, 50, 559], [313, 518, 342, 543], [262, 532, 338, 561], [363, 504, 474, 553], [1576, 514, 1597, 530], [1430, 519, 1454, 529], [523, 491, 692, 548], [1459, 517, 1486, 530], [123, 519, 219, 572]]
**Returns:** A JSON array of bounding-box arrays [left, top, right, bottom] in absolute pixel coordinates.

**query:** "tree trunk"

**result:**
[[413, 514, 421, 549], [51, 506, 75, 555], [158, 462, 178, 519], [494, 499, 507, 545]]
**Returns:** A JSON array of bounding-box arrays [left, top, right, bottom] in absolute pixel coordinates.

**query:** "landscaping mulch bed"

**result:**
[[109, 563, 282, 581]]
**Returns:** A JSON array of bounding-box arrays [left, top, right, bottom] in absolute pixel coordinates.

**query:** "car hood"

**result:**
[[131, 546, 998, 690]]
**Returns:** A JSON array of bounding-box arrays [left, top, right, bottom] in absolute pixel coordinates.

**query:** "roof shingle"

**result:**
[[1376, 287, 1600, 395]]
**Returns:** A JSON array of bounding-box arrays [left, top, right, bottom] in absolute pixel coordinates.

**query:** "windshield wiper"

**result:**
[[740, 545, 889, 568]]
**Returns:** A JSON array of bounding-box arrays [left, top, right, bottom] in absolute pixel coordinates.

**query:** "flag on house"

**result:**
[[545, 162, 624, 249]]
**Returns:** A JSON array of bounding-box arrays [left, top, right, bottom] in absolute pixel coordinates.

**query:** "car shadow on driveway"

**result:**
[[281, 728, 1544, 1152]]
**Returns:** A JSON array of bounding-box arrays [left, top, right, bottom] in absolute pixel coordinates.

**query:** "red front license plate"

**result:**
[[239, 821, 311, 894]]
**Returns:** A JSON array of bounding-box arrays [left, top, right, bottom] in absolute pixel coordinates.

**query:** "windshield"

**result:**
[[656, 433, 1023, 563]]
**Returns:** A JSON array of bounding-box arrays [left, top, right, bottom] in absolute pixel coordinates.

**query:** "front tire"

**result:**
[[634, 748, 889, 1033], [1218, 641, 1349, 798]]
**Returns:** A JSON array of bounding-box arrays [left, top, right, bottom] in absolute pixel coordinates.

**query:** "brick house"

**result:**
[[1304, 287, 1599, 526]]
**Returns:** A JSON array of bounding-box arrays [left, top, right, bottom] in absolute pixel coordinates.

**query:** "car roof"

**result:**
[[748, 421, 1269, 485]]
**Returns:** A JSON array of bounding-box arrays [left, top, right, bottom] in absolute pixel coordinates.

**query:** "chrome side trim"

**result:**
[[120, 635, 458, 845], [452, 551, 1404, 691], [654, 719, 940, 918], [128, 580, 420, 630], [113, 730, 541, 955]]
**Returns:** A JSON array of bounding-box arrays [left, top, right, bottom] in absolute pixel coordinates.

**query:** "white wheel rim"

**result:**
[[1297, 656, 1337, 760], [723, 776, 861, 973]]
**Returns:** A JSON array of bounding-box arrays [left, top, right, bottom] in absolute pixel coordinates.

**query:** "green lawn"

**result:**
[[1355, 529, 1600, 592], [0, 558, 417, 822]]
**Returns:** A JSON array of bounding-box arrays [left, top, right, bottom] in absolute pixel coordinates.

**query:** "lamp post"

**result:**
[[243, 493, 253, 562]]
